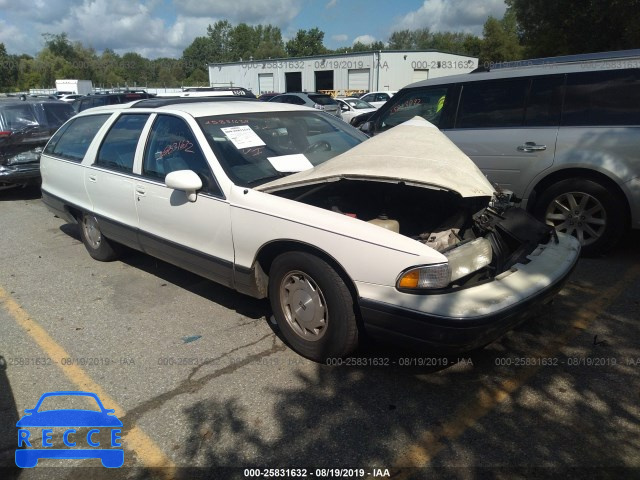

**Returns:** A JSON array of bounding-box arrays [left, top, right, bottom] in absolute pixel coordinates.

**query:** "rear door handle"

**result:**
[[517, 142, 547, 152], [88, 174, 97, 182]]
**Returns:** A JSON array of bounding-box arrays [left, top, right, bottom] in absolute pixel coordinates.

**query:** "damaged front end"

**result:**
[[270, 179, 556, 291]]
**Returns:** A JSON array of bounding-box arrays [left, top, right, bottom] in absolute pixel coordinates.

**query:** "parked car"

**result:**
[[335, 98, 377, 124], [359, 90, 397, 108], [41, 98, 579, 362], [72, 90, 155, 113], [359, 54, 640, 256], [0, 99, 75, 189], [269, 92, 342, 118]]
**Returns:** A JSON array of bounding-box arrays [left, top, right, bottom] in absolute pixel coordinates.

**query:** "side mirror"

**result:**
[[165, 170, 202, 202], [340, 104, 349, 111], [359, 121, 372, 134]]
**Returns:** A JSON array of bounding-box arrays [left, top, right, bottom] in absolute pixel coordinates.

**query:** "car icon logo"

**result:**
[[16, 391, 124, 468]]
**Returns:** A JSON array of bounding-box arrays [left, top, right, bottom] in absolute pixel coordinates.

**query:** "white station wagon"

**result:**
[[40, 98, 580, 362]]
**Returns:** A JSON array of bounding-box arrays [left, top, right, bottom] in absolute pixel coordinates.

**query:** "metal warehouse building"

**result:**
[[208, 50, 478, 96]]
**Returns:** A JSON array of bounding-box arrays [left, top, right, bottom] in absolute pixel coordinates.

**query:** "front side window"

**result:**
[[143, 115, 221, 196], [95, 114, 149, 173], [562, 69, 640, 126], [44, 114, 110, 162], [378, 87, 450, 131], [456, 79, 528, 128], [197, 111, 366, 187]]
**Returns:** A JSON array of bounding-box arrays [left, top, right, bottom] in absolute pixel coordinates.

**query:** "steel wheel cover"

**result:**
[[279, 270, 328, 341], [82, 215, 102, 249], [545, 191, 606, 246]]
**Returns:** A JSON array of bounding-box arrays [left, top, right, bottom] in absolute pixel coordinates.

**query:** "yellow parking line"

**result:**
[[0, 286, 176, 477], [392, 263, 640, 476]]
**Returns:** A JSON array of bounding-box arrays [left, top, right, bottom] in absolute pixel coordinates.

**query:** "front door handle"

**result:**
[[135, 185, 146, 196], [517, 142, 547, 152]]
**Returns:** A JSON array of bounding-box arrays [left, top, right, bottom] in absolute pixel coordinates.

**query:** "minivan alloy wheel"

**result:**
[[544, 191, 606, 246]]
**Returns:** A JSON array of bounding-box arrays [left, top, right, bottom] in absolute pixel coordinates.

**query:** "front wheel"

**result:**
[[79, 212, 121, 261], [268, 251, 358, 362], [534, 178, 626, 257]]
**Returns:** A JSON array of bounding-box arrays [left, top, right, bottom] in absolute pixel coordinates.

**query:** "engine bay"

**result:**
[[272, 179, 555, 287]]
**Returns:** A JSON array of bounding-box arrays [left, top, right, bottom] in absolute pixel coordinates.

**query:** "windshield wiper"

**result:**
[[246, 172, 291, 186]]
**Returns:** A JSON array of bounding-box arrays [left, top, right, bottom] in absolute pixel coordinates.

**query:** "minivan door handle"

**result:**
[[517, 142, 547, 152]]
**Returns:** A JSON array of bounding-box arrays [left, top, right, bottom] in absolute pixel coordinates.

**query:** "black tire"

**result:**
[[533, 178, 626, 257], [268, 251, 358, 362], [78, 212, 121, 261]]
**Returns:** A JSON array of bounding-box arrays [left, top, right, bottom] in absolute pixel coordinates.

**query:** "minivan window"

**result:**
[[524, 75, 564, 127], [456, 78, 528, 128], [378, 87, 450, 131], [96, 114, 149, 173], [44, 114, 110, 162], [562, 69, 640, 126]]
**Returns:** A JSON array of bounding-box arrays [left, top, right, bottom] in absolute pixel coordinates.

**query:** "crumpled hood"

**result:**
[[257, 116, 495, 198]]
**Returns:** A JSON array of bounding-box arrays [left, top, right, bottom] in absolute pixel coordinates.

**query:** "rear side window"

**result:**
[[44, 114, 110, 162], [96, 114, 149, 172], [308, 94, 336, 106], [524, 75, 564, 127], [562, 69, 640, 126], [456, 79, 528, 128]]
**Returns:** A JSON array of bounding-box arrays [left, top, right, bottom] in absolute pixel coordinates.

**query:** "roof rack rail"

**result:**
[[130, 96, 259, 108]]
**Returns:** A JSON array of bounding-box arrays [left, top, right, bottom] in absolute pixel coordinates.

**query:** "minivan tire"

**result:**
[[534, 178, 626, 257]]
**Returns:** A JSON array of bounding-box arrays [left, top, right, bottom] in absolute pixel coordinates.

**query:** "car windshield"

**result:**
[[345, 99, 375, 109], [36, 394, 102, 412], [197, 111, 367, 187]]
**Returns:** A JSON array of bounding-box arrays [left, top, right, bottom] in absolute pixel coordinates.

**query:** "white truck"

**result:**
[[55, 79, 93, 95]]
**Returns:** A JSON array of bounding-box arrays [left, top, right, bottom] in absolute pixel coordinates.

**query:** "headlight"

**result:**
[[445, 238, 492, 283], [397, 238, 493, 290]]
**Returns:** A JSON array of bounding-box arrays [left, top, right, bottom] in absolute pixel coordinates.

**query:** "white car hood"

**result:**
[[257, 117, 495, 198]]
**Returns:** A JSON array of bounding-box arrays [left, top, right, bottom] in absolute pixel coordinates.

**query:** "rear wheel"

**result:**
[[79, 212, 121, 261], [534, 178, 626, 257], [268, 251, 358, 362]]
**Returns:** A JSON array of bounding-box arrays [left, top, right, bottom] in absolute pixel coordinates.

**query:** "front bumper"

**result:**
[[0, 162, 40, 186], [357, 233, 580, 352]]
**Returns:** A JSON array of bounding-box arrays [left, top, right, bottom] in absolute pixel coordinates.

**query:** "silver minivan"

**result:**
[[361, 51, 640, 256]]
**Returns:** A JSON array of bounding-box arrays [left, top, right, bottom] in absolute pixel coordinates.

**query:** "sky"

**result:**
[[0, 0, 507, 59]]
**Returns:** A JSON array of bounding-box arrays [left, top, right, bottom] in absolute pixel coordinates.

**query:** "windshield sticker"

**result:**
[[220, 125, 265, 149], [267, 154, 314, 173]]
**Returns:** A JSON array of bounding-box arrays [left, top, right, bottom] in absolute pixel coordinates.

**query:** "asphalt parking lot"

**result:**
[[1, 186, 639, 480]]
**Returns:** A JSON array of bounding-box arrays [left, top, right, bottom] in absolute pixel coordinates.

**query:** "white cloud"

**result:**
[[353, 35, 376, 45], [392, 0, 506, 35], [326, 0, 338, 8], [176, 0, 302, 25], [331, 34, 348, 42]]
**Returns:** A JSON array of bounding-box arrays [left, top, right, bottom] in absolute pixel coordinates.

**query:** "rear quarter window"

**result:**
[[308, 95, 337, 106], [44, 114, 111, 162], [562, 69, 640, 126], [456, 78, 528, 128]]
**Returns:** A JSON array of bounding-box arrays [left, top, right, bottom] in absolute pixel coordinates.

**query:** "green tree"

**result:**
[[507, 0, 640, 57], [42, 33, 75, 61], [285, 28, 327, 57], [183, 36, 216, 77], [388, 30, 415, 49], [0, 44, 19, 91], [480, 9, 523, 64], [120, 52, 152, 86], [207, 20, 234, 62]]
